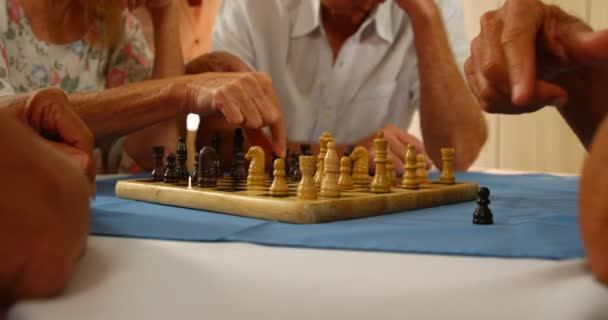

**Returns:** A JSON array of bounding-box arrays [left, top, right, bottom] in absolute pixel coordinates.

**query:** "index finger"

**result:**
[[268, 118, 287, 159], [500, 0, 544, 106]]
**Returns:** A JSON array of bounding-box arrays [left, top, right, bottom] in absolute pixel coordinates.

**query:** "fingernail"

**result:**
[[512, 84, 523, 104], [551, 97, 567, 108]]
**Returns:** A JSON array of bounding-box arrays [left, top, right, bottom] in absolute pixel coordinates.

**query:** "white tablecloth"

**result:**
[[9, 170, 608, 319]]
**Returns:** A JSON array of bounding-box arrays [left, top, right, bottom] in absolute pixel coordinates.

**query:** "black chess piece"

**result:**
[[300, 144, 313, 156], [176, 137, 189, 182], [473, 187, 493, 225], [164, 153, 178, 183], [212, 132, 222, 178], [151, 146, 165, 182], [291, 153, 302, 182], [191, 148, 200, 183], [344, 144, 356, 157], [197, 147, 218, 188], [231, 128, 247, 180]]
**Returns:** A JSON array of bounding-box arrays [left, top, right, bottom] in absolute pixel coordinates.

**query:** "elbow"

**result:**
[[454, 117, 488, 171]]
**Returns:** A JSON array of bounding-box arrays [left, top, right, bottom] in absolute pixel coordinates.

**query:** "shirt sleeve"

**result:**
[[105, 11, 154, 89], [211, 0, 257, 70]]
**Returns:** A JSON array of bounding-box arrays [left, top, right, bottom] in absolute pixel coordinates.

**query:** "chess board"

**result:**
[[115, 176, 479, 224]]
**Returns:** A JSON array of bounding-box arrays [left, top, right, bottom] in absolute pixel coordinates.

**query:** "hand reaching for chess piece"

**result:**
[[355, 124, 433, 174], [175, 72, 287, 159]]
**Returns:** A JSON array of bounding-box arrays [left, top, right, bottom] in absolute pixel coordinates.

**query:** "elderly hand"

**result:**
[[356, 124, 433, 174], [7, 88, 96, 195], [175, 72, 287, 158], [464, 0, 608, 115]]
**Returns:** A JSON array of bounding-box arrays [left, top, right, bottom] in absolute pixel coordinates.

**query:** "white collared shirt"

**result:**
[[212, 0, 468, 144]]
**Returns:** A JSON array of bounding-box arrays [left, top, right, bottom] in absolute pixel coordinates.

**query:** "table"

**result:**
[[8, 171, 608, 319]]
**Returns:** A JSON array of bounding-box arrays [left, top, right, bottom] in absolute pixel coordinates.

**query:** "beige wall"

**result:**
[[462, 0, 608, 173]]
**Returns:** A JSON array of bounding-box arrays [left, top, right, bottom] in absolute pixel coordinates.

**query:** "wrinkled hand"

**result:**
[[178, 72, 287, 158], [13, 88, 96, 195], [356, 124, 432, 174], [465, 0, 608, 114]]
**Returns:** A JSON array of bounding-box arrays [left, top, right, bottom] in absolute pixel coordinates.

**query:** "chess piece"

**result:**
[[271, 153, 280, 178], [402, 145, 419, 189], [300, 144, 313, 156], [291, 153, 302, 182], [344, 144, 356, 157], [269, 159, 289, 197], [163, 153, 178, 183], [386, 153, 397, 186], [416, 154, 429, 184], [151, 146, 165, 182], [371, 131, 391, 193], [321, 141, 341, 197], [338, 156, 354, 190], [212, 132, 222, 178], [297, 155, 318, 200], [176, 137, 189, 182], [245, 146, 265, 188], [197, 147, 218, 188], [473, 187, 493, 225], [350, 146, 370, 186], [191, 148, 200, 183], [440, 147, 456, 185], [231, 128, 247, 180], [314, 132, 332, 186]]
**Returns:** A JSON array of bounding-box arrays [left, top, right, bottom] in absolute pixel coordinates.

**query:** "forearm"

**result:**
[[410, 11, 487, 170], [555, 65, 608, 150], [186, 51, 253, 74], [120, 3, 186, 170], [68, 79, 186, 146]]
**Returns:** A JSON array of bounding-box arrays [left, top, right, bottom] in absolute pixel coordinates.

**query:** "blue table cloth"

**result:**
[[91, 172, 583, 260]]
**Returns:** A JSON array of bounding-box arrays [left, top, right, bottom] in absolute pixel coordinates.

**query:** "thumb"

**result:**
[[573, 30, 608, 64]]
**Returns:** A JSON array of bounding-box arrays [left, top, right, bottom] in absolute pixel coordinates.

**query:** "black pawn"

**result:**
[[344, 144, 356, 157], [191, 149, 200, 183], [291, 153, 302, 182], [473, 187, 493, 225], [300, 144, 313, 156], [197, 147, 218, 188], [176, 137, 189, 182], [151, 146, 165, 182], [231, 128, 247, 180], [212, 132, 222, 178], [164, 153, 178, 183]]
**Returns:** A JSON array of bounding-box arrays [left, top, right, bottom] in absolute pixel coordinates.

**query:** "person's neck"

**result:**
[[321, 3, 377, 61], [19, 0, 87, 44]]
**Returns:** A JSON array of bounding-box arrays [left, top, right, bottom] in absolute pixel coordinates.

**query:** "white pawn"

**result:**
[[416, 154, 429, 184], [297, 156, 317, 200], [321, 141, 341, 197], [402, 145, 419, 189], [269, 159, 289, 197], [338, 156, 354, 190]]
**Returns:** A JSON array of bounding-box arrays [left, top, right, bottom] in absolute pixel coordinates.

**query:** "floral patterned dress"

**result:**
[[0, 0, 154, 172]]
